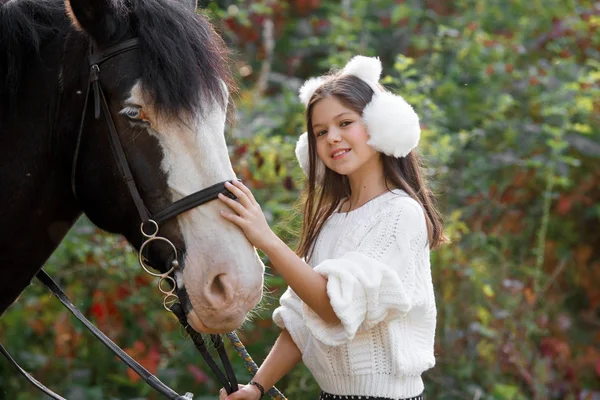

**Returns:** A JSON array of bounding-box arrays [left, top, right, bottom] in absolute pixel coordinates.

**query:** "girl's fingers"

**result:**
[[218, 193, 246, 215], [225, 181, 251, 207], [220, 210, 244, 225], [231, 180, 256, 202]]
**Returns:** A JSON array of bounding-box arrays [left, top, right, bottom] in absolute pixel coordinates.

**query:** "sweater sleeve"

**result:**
[[301, 199, 429, 346], [272, 286, 310, 351]]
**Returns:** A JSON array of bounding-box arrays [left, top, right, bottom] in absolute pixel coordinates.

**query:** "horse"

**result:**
[[0, 0, 265, 335]]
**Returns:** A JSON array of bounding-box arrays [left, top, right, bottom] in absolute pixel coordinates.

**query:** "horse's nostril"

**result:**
[[210, 273, 226, 296], [206, 273, 233, 307]]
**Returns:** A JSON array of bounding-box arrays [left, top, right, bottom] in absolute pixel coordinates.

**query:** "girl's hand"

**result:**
[[218, 180, 278, 251], [219, 384, 262, 400]]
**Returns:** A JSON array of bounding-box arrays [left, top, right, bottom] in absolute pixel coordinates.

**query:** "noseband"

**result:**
[[0, 37, 287, 400]]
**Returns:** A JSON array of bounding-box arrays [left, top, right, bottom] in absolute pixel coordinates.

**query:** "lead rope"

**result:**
[[36, 271, 193, 400], [226, 332, 287, 400]]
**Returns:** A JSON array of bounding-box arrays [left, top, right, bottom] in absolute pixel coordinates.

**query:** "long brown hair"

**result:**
[[296, 73, 447, 261]]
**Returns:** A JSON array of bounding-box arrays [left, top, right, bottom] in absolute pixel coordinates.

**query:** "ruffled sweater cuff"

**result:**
[[272, 289, 309, 351], [301, 251, 416, 347]]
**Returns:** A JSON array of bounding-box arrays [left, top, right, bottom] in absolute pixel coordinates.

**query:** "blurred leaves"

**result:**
[[2, 0, 600, 399]]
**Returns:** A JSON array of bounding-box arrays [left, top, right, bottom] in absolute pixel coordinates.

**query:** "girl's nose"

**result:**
[[327, 128, 342, 144]]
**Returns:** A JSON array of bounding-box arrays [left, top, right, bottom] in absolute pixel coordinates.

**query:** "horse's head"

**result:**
[[65, 0, 263, 333]]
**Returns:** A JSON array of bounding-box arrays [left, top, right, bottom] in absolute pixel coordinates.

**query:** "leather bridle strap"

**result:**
[[153, 180, 237, 225], [36, 271, 192, 399], [210, 334, 239, 394], [0, 271, 193, 400], [170, 304, 238, 394], [92, 67, 151, 222], [70, 38, 145, 214], [88, 38, 141, 66], [74, 38, 151, 222], [0, 343, 67, 400]]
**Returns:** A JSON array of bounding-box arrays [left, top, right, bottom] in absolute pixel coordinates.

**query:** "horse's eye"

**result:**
[[120, 106, 142, 120]]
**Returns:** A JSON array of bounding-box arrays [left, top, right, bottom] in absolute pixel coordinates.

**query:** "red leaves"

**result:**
[[123, 341, 161, 383], [291, 0, 321, 16], [90, 301, 105, 321], [529, 76, 540, 86], [540, 338, 571, 360], [90, 289, 122, 333], [556, 194, 573, 215]]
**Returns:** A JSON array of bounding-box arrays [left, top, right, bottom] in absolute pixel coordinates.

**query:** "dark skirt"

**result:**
[[319, 391, 424, 400]]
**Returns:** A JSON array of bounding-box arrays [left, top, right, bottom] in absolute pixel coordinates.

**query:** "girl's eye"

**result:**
[[316, 130, 327, 137], [120, 106, 142, 120], [340, 120, 352, 127]]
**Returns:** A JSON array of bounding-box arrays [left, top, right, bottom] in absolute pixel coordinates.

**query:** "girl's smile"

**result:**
[[330, 148, 351, 159]]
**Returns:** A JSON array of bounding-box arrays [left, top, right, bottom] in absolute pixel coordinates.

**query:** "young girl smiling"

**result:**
[[217, 56, 444, 400]]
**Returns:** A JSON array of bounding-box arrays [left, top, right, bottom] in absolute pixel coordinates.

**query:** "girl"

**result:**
[[217, 56, 444, 400]]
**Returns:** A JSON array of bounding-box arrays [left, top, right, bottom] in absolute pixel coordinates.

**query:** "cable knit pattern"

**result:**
[[272, 189, 436, 399]]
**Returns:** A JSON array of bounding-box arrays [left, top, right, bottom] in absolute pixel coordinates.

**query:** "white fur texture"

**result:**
[[341, 55, 382, 85], [126, 82, 264, 332], [364, 91, 420, 157], [295, 132, 325, 182], [299, 77, 326, 106]]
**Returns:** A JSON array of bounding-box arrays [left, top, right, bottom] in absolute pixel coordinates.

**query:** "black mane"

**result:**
[[133, 0, 234, 117], [0, 0, 69, 117], [0, 0, 234, 119]]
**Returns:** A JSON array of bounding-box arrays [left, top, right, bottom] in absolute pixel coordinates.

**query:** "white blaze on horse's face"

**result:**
[[125, 82, 264, 333]]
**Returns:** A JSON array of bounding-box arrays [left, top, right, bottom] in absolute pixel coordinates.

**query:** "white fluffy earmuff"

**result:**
[[295, 131, 325, 183], [295, 55, 420, 182]]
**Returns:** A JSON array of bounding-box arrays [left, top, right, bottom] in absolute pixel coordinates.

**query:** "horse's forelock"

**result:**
[[1, 0, 236, 123], [133, 0, 235, 119]]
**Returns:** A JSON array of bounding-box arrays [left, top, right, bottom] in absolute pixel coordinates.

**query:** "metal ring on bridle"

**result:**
[[140, 219, 159, 238], [139, 236, 178, 277], [158, 275, 177, 295], [163, 293, 179, 311]]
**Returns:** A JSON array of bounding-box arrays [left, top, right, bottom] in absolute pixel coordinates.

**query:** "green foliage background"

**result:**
[[1, 0, 599, 399]]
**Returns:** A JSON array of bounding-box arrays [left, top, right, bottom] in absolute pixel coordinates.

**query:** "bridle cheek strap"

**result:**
[[71, 38, 236, 227]]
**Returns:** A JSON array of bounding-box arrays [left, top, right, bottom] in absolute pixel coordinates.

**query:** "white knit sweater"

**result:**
[[273, 189, 436, 399]]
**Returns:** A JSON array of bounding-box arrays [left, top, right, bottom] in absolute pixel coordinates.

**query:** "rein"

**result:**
[[0, 37, 286, 400]]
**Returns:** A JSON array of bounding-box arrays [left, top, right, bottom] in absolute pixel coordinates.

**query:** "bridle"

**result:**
[[0, 37, 286, 399], [72, 36, 240, 394], [71, 37, 240, 311]]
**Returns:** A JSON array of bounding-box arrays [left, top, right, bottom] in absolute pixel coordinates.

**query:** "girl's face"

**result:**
[[311, 95, 380, 180]]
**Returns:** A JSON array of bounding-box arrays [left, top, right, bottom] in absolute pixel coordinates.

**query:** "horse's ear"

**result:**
[[65, 0, 124, 45]]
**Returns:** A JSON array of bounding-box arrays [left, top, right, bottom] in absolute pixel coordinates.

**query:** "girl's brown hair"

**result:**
[[296, 73, 446, 261]]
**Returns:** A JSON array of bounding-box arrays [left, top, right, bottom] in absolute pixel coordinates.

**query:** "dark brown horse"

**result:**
[[0, 0, 264, 334]]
